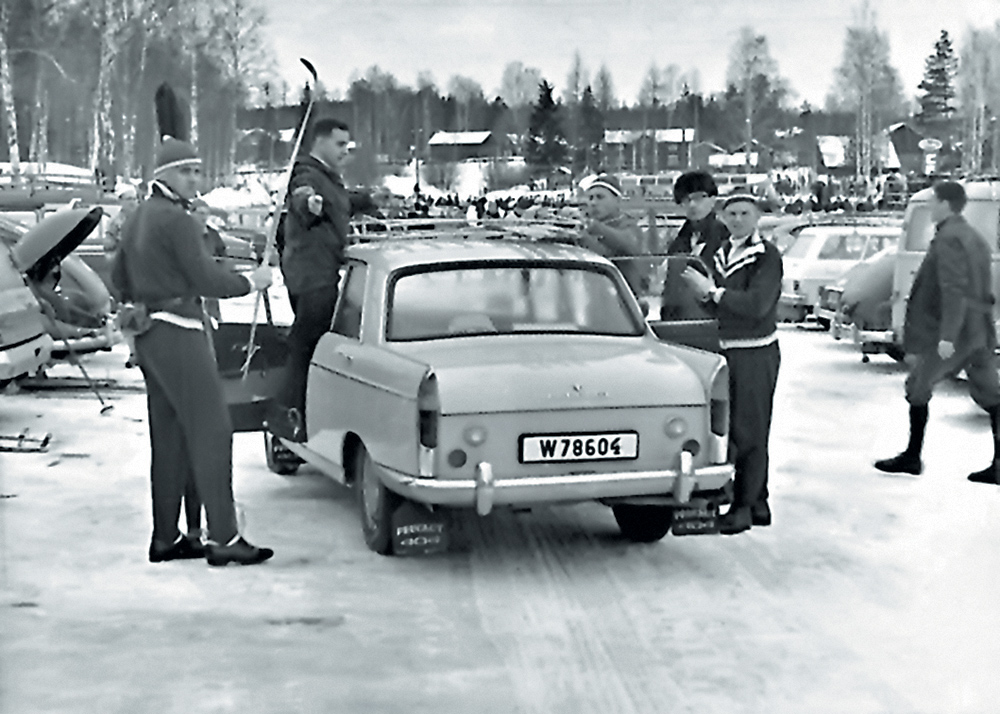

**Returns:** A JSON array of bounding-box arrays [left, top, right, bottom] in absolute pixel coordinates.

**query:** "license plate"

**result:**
[[672, 502, 719, 536], [519, 431, 638, 463]]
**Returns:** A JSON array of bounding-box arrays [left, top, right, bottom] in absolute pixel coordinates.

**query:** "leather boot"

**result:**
[[874, 405, 927, 475], [969, 405, 1000, 484], [719, 506, 752, 535], [206, 536, 274, 566]]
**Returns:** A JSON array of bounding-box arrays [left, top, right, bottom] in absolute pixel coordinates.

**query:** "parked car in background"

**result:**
[[816, 244, 899, 355], [259, 229, 734, 554], [776, 216, 902, 325]]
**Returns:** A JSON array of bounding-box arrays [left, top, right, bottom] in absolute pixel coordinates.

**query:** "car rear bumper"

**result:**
[[852, 324, 896, 346], [383, 453, 735, 515], [0, 333, 53, 380]]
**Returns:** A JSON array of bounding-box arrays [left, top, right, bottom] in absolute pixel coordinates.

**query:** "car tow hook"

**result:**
[[475, 462, 495, 516]]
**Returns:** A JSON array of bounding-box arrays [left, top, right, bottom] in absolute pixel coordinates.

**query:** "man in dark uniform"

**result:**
[[668, 170, 729, 264], [875, 181, 1000, 484], [112, 138, 275, 565], [682, 193, 783, 533], [268, 118, 376, 441], [662, 170, 730, 319]]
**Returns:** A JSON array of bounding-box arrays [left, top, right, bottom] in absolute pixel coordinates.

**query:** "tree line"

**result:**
[[2, 0, 1000, 189]]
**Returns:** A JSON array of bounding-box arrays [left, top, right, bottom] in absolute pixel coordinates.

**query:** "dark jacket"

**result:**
[[111, 184, 250, 321], [904, 213, 996, 355], [707, 232, 783, 347], [668, 212, 729, 272], [281, 154, 375, 295]]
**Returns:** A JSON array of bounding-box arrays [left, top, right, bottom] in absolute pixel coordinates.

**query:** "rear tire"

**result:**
[[354, 443, 400, 554], [612, 504, 674, 542], [264, 431, 301, 475]]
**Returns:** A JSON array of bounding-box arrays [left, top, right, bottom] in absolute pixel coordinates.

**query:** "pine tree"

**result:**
[[525, 80, 568, 177], [917, 29, 957, 123]]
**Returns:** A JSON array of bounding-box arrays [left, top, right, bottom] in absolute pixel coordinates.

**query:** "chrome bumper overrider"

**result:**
[[386, 452, 735, 516]]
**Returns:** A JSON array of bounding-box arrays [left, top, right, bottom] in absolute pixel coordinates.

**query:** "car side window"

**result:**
[[332, 263, 366, 339]]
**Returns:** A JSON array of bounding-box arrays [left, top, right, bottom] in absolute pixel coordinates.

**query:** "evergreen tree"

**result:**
[[525, 80, 568, 177], [917, 29, 957, 123], [574, 85, 604, 174]]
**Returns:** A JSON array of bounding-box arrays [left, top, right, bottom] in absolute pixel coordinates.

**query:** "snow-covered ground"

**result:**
[[1, 325, 998, 713]]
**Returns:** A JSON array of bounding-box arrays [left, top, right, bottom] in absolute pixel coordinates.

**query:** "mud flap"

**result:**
[[212, 322, 289, 432], [391, 500, 449, 556]]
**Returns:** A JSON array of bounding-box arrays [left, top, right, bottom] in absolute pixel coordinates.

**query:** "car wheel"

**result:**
[[264, 431, 301, 475], [612, 504, 674, 542], [354, 443, 400, 554]]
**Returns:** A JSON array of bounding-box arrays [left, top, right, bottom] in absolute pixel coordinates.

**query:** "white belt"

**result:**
[[150, 311, 204, 331], [719, 332, 778, 350]]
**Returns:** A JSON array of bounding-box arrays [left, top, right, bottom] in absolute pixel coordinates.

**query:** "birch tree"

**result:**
[[1, 0, 23, 173]]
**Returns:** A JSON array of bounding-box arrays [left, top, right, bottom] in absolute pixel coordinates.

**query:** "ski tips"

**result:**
[[300, 58, 318, 82]]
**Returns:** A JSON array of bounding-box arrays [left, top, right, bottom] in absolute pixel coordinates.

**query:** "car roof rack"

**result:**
[[351, 216, 583, 244]]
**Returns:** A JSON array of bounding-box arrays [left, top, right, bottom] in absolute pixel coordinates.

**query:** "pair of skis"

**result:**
[[239, 58, 319, 378]]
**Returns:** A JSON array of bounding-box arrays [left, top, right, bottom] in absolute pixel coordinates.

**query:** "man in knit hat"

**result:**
[[578, 173, 644, 294], [681, 192, 782, 534], [111, 137, 276, 565]]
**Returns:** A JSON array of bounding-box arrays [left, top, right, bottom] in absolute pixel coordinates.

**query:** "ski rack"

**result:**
[[350, 216, 584, 244], [0, 429, 52, 453]]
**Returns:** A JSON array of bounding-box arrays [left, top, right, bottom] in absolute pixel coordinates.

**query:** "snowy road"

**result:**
[[1, 326, 999, 713]]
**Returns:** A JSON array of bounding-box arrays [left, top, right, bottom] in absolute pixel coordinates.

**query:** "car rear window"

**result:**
[[0, 252, 26, 290], [387, 263, 642, 341]]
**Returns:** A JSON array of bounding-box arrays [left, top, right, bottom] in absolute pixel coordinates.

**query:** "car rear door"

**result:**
[[307, 261, 429, 473]]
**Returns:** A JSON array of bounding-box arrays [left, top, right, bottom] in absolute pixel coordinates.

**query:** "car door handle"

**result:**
[[334, 348, 353, 363]]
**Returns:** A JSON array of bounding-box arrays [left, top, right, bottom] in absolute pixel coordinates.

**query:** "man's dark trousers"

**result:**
[[280, 284, 339, 416], [136, 322, 239, 545], [725, 341, 781, 508]]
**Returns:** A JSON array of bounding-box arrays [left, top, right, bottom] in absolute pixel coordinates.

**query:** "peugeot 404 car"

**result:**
[[261, 233, 734, 554]]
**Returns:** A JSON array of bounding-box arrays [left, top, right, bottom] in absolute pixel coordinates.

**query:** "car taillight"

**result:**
[[708, 363, 729, 464], [417, 372, 439, 449]]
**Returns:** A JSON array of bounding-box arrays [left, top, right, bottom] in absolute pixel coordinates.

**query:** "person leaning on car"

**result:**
[[268, 118, 379, 442], [577, 173, 644, 295], [111, 137, 275, 566], [681, 192, 782, 534], [874, 181, 1000, 484]]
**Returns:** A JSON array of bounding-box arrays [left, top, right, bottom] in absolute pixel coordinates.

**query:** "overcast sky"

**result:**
[[263, 0, 1000, 108]]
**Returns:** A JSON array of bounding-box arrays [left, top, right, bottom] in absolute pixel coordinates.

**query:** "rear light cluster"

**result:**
[[417, 372, 439, 477], [708, 364, 729, 464], [417, 373, 439, 449]]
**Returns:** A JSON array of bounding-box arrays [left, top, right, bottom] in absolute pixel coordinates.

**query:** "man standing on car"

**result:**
[[874, 181, 1000, 484], [268, 118, 377, 442], [681, 193, 783, 534], [112, 137, 275, 565]]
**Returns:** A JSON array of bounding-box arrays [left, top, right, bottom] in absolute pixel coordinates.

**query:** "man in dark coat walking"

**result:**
[[875, 181, 1000, 483]]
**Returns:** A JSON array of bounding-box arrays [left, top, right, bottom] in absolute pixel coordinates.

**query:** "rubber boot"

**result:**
[[968, 405, 1000, 484], [874, 405, 927, 475]]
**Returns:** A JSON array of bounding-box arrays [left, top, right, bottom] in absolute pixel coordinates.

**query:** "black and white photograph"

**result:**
[[2, 1, 1000, 712]]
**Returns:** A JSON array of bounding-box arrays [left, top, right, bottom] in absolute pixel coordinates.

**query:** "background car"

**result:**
[[776, 217, 902, 325], [256, 232, 734, 555]]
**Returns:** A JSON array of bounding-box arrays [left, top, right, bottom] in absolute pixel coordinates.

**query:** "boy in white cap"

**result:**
[[578, 173, 644, 294]]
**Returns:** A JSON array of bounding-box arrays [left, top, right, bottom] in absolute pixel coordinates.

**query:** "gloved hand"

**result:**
[[246, 265, 273, 292], [681, 266, 716, 301], [292, 185, 323, 216]]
